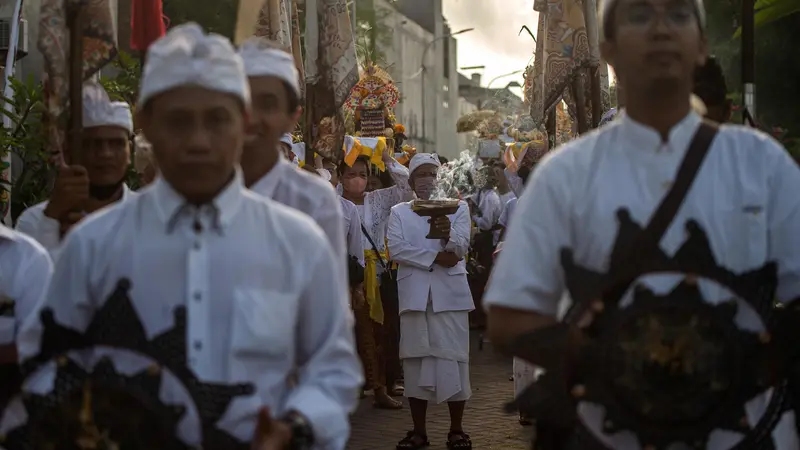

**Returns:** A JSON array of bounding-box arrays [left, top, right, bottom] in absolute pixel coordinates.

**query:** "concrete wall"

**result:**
[[375, 0, 459, 160], [456, 96, 478, 154]]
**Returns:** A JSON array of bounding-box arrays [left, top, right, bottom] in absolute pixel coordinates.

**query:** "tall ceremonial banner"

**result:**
[[303, 0, 359, 162], [528, 0, 609, 127], [38, 0, 117, 166]]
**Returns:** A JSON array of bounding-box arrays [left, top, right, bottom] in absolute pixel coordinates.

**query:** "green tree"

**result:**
[[0, 76, 55, 223], [162, 0, 238, 38]]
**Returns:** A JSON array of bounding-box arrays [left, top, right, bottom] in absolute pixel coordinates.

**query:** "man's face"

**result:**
[[409, 164, 439, 200], [601, 0, 707, 94], [82, 126, 130, 186], [245, 76, 299, 158], [139, 86, 246, 201]]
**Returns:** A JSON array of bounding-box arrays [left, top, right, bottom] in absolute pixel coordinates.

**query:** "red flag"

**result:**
[[130, 0, 167, 51]]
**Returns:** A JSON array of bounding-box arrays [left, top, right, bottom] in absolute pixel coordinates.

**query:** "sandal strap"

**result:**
[[397, 430, 429, 448], [446, 431, 472, 449]]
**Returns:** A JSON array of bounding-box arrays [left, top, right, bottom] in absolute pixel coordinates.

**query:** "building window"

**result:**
[[443, 85, 449, 92], [443, 101, 449, 108]]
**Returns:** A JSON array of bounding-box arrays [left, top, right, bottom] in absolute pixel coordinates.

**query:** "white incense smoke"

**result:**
[[432, 150, 488, 200]]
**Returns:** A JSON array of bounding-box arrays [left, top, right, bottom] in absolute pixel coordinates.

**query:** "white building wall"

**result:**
[[375, 0, 459, 160]]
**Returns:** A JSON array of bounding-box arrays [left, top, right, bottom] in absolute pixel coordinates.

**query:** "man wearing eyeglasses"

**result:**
[[16, 82, 136, 254], [484, 0, 800, 448]]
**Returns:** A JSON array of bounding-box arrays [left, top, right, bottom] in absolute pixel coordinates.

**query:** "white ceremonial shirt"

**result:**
[[15, 185, 136, 256], [0, 225, 52, 344], [504, 168, 525, 198], [13, 172, 362, 449], [485, 112, 800, 449], [387, 200, 473, 313], [470, 188, 502, 232], [340, 197, 365, 267], [249, 155, 347, 264], [498, 197, 518, 230]]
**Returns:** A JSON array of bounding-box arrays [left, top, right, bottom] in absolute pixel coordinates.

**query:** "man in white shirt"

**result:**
[[484, 0, 800, 447], [388, 154, 474, 450], [16, 82, 135, 254], [13, 23, 361, 449], [0, 225, 51, 405], [237, 38, 346, 264]]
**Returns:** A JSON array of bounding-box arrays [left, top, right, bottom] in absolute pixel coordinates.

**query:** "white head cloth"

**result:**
[[138, 23, 250, 107], [82, 82, 133, 134], [599, 0, 706, 41], [239, 37, 300, 97], [280, 133, 294, 146], [409, 153, 441, 175]]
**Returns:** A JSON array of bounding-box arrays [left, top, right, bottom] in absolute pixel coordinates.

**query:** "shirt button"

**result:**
[[194, 341, 202, 350], [429, 267, 434, 272], [188, 357, 196, 365], [193, 292, 202, 301], [193, 241, 201, 250]]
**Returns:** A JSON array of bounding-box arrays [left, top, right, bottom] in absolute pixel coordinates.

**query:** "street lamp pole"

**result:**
[[420, 27, 474, 153], [484, 69, 523, 110]]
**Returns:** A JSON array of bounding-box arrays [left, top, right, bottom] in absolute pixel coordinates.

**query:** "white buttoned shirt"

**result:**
[[249, 155, 347, 265], [0, 225, 52, 344], [486, 111, 800, 449], [13, 171, 362, 449]]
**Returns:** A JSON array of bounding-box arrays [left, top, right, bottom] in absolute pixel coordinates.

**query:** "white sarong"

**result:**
[[399, 301, 471, 404]]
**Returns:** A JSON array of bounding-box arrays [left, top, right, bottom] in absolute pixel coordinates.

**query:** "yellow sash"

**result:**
[[363, 250, 387, 324]]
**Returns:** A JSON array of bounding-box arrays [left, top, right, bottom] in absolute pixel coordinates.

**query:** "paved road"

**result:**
[[348, 333, 534, 449]]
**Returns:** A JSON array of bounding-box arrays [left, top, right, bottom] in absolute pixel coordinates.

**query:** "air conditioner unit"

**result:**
[[0, 18, 29, 59]]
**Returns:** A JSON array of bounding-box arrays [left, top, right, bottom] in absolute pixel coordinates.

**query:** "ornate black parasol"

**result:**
[[0, 278, 254, 450], [507, 212, 793, 450]]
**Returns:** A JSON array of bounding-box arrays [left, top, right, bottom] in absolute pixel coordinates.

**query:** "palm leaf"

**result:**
[[733, 0, 800, 37]]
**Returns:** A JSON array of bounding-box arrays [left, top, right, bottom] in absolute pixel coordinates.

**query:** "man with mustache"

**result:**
[[387, 153, 474, 450], [484, 0, 800, 447], [16, 82, 135, 254], [237, 38, 346, 265]]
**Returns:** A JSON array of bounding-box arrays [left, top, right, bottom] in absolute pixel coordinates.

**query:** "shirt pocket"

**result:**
[[721, 191, 768, 267], [230, 289, 298, 360]]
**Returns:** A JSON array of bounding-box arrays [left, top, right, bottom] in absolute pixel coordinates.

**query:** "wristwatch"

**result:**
[[281, 410, 315, 450]]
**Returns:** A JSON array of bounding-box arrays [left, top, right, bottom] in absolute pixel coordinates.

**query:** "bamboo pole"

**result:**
[[582, 0, 602, 128], [68, 5, 86, 166], [571, 76, 589, 134]]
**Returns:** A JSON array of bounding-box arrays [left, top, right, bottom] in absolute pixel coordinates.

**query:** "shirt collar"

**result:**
[[619, 110, 702, 154], [152, 167, 246, 232], [250, 152, 290, 198]]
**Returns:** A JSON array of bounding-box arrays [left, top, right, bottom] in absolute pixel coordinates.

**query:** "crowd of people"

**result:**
[[0, 0, 799, 447]]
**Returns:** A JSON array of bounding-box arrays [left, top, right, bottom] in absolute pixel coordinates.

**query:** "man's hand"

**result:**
[[44, 166, 89, 220], [251, 407, 292, 450], [429, 215, 451, 240], [434, 251, 461, 268]]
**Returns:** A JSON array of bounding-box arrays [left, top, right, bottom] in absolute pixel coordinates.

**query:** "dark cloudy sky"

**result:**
[[443, 0, 538, 92]]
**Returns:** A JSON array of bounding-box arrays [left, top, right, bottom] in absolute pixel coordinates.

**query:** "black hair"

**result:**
[[337, 155, 370, 177], [281, 81, 301, 113], [693, 56, 728, 107]]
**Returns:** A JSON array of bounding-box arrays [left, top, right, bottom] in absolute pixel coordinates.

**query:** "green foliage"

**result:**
[[357, 0, 394, 66], [100, 51, 142, 107], [733, 0, 800, 37], [0, 75, 55, 223], [162, 0, 238, 39]]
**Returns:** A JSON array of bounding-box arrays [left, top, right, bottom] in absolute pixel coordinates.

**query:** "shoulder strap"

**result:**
[[627, 121, 719, 262], [360, 223, 388, 270]]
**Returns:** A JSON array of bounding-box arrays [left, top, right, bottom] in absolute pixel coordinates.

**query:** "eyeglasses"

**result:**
[[617, 2, 696, 31]]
